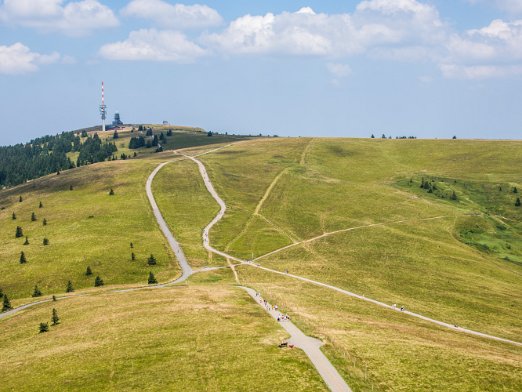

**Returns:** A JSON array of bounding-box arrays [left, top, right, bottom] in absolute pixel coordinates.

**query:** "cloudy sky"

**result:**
[[1, 0, 521, 144]]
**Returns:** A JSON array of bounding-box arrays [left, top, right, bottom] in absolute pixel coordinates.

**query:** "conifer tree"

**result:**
[[19, 196, 23, 202], [39, 322, 49, 333], [52, 295, 57, 302], [147, 254, 157, 266], [516, 197, 521, 207], [20, 251, 27, 264], [43, 238, 49, 246], [32, 285, 42, 297], [69, 185, 74, 191], [2, 295, 12, 312], [31, 212, 37, 221], [51, 308, 60, 325], [12, 212, 16, 220], [94, 276, 104, 287], [66, 280, 74, 293], [130, 242, 134, 248], [24, 236, 29, 245], [131, 252, 135, 261], [514, 187, 519, 194], [148, 272, 158, 284], [450, 191, 458, 201], [15, 226, 23, 238], [43, 218, 47, 226], [85, 266, 93, 276], [109, 188, 115, 195], [39, 201, 43, 208]]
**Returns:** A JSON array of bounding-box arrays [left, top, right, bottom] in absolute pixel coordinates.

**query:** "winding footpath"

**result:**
[[186, 153, 522, 348]]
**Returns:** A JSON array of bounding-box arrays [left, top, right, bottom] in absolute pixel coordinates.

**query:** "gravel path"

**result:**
[[187, 154, 522, 348]]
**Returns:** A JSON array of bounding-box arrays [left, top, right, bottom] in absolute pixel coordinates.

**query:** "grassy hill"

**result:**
[[1, 135, 521, 391]]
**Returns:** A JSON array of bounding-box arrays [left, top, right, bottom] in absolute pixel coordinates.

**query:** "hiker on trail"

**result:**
[[400, 306, 404, 311]]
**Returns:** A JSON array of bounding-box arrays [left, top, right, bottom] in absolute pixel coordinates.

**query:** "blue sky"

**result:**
[[0, 0, 521, 145]]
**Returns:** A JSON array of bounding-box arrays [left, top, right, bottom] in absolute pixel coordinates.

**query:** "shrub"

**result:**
[[32, 285, 42, 297], [51, 308, 60, 325], [2, 295, 12, 312], [39, 322, 49, 333], [148, 272, 158, 284]]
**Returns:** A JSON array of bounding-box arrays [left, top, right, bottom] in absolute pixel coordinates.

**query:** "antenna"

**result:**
[[99, 81, 107, 132]]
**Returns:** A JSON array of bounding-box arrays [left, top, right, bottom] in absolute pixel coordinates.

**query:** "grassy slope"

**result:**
[[0, 158, 179, 301], [0, 280, 326, 391]]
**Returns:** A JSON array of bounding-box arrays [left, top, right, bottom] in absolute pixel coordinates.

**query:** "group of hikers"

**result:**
[[255, 292, 291, 322]]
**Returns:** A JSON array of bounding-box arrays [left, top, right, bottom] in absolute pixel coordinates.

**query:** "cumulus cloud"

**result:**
[[0, 42, 61, 74], [99, 29, 205, 62], [122, 0, 222, 29], [204, 1, 445, 57], [0, 0, 118, 35]]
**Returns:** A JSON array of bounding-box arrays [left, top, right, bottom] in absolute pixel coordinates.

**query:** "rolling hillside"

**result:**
[[1, 134, 521, 391]]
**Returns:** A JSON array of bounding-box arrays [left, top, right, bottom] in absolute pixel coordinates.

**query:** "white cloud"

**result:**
[[0, 0, 118, 35], [122, 0, 222, 29], [204, 1, 445, 57], [440, 64, 522, 79], [468, 0, 522, 15], [99, 29, 205, 62], [327, 63, 352, 78], [0, 42, 61, 74]]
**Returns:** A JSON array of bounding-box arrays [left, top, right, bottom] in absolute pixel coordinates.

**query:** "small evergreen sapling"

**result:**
[[147, 254, 157, 266], [94, 276, 104, 287], [514, 187, 518, 194], [39, 322, 49, 333], [450, 191, 458, 201], [43, 218, 47, 226], [20, 251, 27, 264], [32, 285, 42, 297], [12, 212, 16, 220], [51, 308, 60, 325], [109, 188, 115, 195], [66, 280, 74, 293], [85, 266, 93, 276], [39, 201, 43, 208], [43, 238, 49, 246], [24, 236, 30, 245], [19, 196, 23, 202], [516, 197, 521, 207], [52, 295, 57, 302], [31, 212, 37, 221], [15, 226, 23, 238], [131, 252, 135, 261], [148, 272, 158, 284], [2, 295, 12, 312]]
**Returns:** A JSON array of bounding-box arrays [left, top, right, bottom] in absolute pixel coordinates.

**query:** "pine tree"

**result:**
[[147, 254, 157, 266], [148, 272, 158, 284], [85, 266, 93, 276], [109, 188, 115, 195], [24, 236, 29, 245], [94, 276, 104, 287], [39, 322, 49, 333], [43, 238, 49, 246], [514, 187, 519, 194], [130, 242, 134, 248], [69, 185, 74, 191], [43, 218, 47, 226], [371, 134, 375, 138], [15, 226, 23, 238], [450, 191, 458, 201], [31, 212, 37, 221], [20, 251, 27, 264], [2, 295, 12, 312], [52, 295, 57, 302], [32, 285, 42, 297], [19, 196, 23, 202], [51, 308, 60, 325], [131, 252, 135, 261], [66, 280, 74, 293], [516, 197, 521, 207], [12, 212, 16, 220], [39, 201, 43, 208], [499, 186, 502, 191]]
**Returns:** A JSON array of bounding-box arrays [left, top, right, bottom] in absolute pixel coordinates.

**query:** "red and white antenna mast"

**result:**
[[99, 81, 107, 132]]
